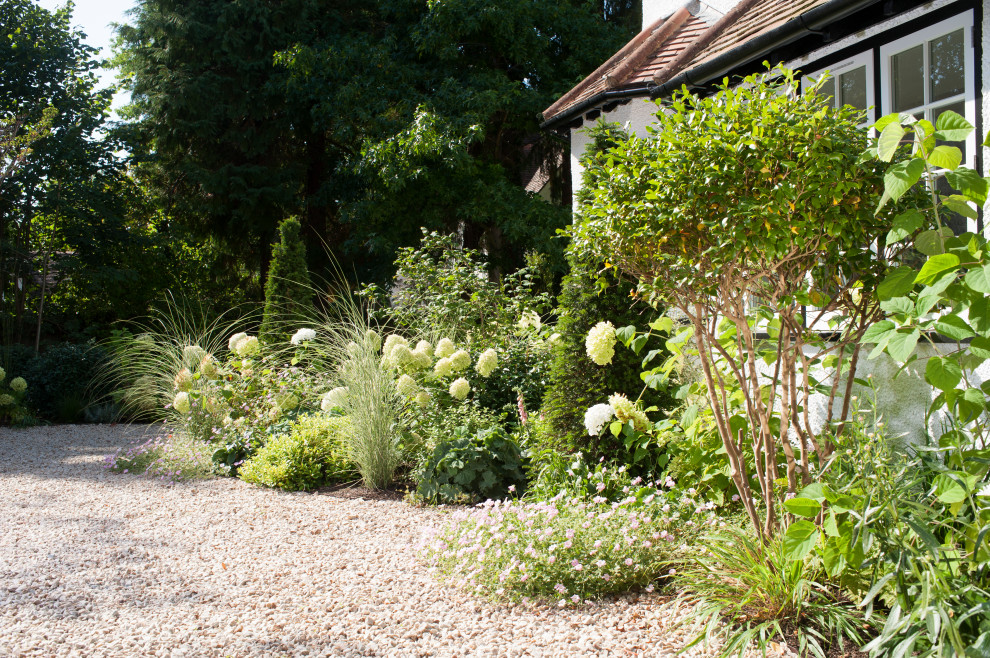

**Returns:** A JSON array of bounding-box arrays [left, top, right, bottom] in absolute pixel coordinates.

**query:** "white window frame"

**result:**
[[801, 51, 875, 127], [879, 11, 977, 168]]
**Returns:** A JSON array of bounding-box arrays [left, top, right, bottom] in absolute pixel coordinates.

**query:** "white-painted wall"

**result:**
[[570, 97, 659, 210]]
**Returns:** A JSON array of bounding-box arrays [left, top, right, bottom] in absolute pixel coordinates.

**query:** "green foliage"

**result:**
[[105, 430, 214, 482], [539, 255, 670, 458], [239, 414, 355, 491], [423, 479, 713, 604], [570, 66, 905, 539], [677, 527, 874, 658], [116, 0, 630, 283], [416, 426, 527, 504], [260, 217, 314, 343]]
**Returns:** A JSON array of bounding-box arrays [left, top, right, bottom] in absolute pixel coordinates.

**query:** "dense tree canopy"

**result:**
[[115, 0, 632, 282]]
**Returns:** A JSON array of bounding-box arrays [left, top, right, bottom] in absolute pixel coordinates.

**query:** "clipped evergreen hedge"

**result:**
[[260, 216, 313, 344]]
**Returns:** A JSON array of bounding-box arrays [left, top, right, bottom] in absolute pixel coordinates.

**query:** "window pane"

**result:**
[[930, 29, 966, 102], [839, 66, 867, 111], [815, 76, 836, 107], [892, 45, 925, 111]]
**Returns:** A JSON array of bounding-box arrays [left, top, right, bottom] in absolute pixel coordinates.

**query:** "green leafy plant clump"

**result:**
[[239, 413, 355, 491], [416, 427, 528, 504], [422, 488, 707, 604]]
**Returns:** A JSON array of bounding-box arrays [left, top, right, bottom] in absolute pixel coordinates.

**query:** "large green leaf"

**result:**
[[929, 145, 962, 170], [886, 328, 920, 362], [915, 253, 959, 285], [883, 158, 925, 203], [886, 209, 924, 243], [783, 520, 819, 561], [933, 472, 970, 503], [964, 264, 990, 294], [861, 320, 895, 344], [934, 110, 974, 141], [934, 314, 975, 341], [969, 336, 990, 359], [915, 227, 954, 256], [823, 535, 849, 577], [783, 497, 822, 518], [925, 356, 962, 391], [877, 267, 917, 300], [877, 122, 906, 162], [945, 169, 989, 205]]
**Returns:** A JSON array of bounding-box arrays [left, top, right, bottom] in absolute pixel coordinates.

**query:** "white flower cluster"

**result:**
[[365, 329, 381, 351], [9, 377, 26, 393], [228, 333, 259, 358], [449, 377, 471, 400], [585, 321, 617, 366], [434, 338, 456, 359], [584, 403, 615, 436], [434, 357, 454, 378], [199, 355, 219, 379], [0, 394, 14, 407], [397, 374, 419, 397], [475, 348, 498, 378], [183, 345, 206, 368], [291, 327, 317, 345], [450, 349, 471, 373], [172, 391, 191, 414], [608, 394, 651, 432], [173, 368, 193, 392], [321, 387, 349, 412]]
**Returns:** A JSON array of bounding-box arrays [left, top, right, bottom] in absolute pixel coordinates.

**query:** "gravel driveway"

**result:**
[[0, 424, 792, 657]]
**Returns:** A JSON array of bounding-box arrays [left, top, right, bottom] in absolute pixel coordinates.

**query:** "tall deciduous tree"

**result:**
[[115, 0, 631, 283]]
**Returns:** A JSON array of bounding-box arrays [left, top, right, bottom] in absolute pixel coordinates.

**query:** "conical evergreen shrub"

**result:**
[[260, 217, 313, 343]]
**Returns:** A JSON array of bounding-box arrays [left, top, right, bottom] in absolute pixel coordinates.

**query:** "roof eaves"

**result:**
[[652, 0, 884, 98]]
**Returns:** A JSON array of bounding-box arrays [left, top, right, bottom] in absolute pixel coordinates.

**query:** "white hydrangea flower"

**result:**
[[585, 321, 617, 365], [434, 338, 456, 359], [173, 368, 193, 392], [365, 329, 381, 351], [346, 341, 361, 356], [584, 403, 615, 437], [388, 343, 413, 367], [199, 355, 219, 379], [0, 393, 14, 407], [450, 349, 471, 372], [321, 387, 349, 411], [9, 377, 26, 393], [172, 391, 191, 414], [235, 335, 260, 357], [383, 334, 409, 354], [978, 483, 990, 498], [228, 332, 248, 352], [517, 310, 542, 330], [434, 357, 454, 378], [410, 346, 433, 370], [475, 348, 498, 378], [449, 377, 471, 400], [608, 393, 651, 432], [0, 366, 5, 382], [183, 345, 207, 367], [397, 374, 418, 396], [291, 328, 317, 345], [415, 390, 432, 408]]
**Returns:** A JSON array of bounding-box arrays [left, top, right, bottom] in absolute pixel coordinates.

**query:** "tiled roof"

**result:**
[[542, 0, 833, 127], [682, 0, 827, 71]]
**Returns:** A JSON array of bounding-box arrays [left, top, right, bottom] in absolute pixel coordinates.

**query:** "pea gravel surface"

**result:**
[[0, 424, 796, 657]]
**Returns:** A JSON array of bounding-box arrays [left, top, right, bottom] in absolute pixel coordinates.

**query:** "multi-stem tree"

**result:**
[[571, 67, 917, 541]]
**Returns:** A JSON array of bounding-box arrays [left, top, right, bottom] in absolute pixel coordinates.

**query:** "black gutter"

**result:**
[[540, 86, 652, 130], [652, 0, 885, 98]]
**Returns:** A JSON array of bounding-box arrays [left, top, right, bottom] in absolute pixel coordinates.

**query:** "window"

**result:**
[[802, 51, 874, 127], [880, 12, 976, 233]]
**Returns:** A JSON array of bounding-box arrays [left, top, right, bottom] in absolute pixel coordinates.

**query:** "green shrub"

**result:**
[[260, 216, 313, 344], [5, 341, 109, 422], [538, 255, 670, 458], [416, 426, 527, 504], [422, 480, 712, 604], [239, 414, 355, 491]]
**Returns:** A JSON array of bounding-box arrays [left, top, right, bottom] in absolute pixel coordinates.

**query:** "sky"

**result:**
[[36, 0, 137, 115]]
